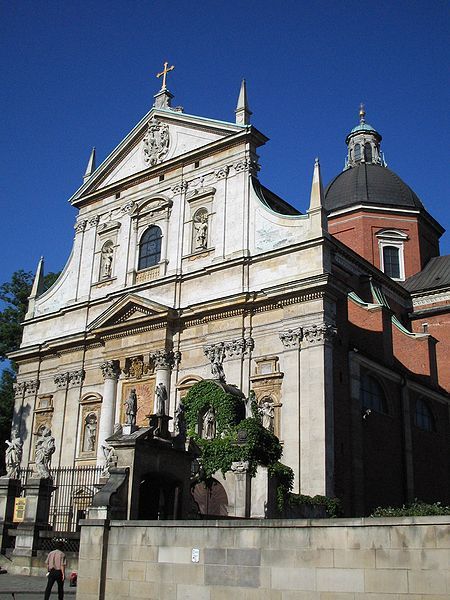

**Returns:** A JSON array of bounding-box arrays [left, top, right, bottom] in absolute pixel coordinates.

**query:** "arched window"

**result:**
[[414, 398, 435, 432], [382, 246, 400, 279], [364, 143, 372, 162], [354, 143, 362, 161], [360, 373, 387, 414], [138, 226, 162, 270]]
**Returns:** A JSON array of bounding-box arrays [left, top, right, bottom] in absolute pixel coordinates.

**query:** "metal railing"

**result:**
[[19, 465, 103, 533]]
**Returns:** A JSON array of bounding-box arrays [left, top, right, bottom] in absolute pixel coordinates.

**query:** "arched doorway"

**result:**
[[138, 473, 182, 520], [191, 479, 228, 516]]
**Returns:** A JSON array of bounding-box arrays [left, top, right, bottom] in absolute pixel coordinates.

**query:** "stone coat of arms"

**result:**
[[143, 117, 170, 166]]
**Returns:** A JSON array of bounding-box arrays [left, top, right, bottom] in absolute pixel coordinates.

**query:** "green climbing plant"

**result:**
[[184, 381, 282, 478]]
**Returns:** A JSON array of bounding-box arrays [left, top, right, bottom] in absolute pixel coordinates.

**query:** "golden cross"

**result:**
[[156, 61, 175, 91]]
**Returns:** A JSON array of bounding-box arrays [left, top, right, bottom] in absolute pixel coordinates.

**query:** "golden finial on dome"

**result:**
[[359, 103, 366, 123]]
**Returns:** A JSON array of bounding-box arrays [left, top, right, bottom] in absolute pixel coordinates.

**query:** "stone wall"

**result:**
[[77, 516, 450, 599]]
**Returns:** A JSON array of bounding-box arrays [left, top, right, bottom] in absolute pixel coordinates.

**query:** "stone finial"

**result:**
[[83, 147, 96, 182], [308, 157, 324, 212], [235, 79, 252, 125], [25, 257, 45, 320], [307, 158, 327, 233]]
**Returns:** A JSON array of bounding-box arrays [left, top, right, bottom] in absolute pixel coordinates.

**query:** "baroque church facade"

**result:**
[[10, 71, 450, 516]]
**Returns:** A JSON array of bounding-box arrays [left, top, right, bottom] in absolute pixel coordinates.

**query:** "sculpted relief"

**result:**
[[143, 117, 170, 166]]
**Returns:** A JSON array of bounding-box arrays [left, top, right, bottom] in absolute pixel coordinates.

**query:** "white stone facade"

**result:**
[[12, 94, 336, 497]]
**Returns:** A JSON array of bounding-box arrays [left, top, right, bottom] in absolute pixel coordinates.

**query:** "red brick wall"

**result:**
[[410, 392, 450, 504], [411, 309, 450, 392], [329, 210, 440, 278]]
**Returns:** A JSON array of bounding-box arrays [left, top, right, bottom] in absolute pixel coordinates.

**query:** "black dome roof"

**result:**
[[324, 163, 424, 213]]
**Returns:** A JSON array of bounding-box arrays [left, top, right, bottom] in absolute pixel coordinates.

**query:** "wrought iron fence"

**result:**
[[19, 465, 103, 533]]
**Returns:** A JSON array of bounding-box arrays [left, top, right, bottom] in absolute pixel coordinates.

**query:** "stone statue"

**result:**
[[210, 345, 226, 382], [124, 388, 137, 426], [101, 443, 117, 478], [174, 402, 186, 438], [247, 390, 257, 419], [34, 427, 55, 479], [259, 400, 275, 433], [3, 430, 22, 479], [85, 415, 97, 452], [101, 245, 113, 279], [194, 213, 208, 250], [154, 382, 167, 416], [211, 361, 225, 381], [202, 406, 216, 440]]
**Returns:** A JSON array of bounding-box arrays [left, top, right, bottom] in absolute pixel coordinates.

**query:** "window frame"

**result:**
[[377, 229, 408, 281]]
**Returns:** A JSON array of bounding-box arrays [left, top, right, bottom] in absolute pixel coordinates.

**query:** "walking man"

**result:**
[[44, 540, 66, 600]]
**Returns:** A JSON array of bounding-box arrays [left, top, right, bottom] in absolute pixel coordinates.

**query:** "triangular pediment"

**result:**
[[69, 108, 246, 205], [88, 294, 172, 332]]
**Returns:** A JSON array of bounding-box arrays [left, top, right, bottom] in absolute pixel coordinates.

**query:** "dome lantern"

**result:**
[[344, 104, 386, 170]]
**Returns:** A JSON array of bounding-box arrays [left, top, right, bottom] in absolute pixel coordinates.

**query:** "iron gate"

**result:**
[[20, 465, 103, 532]]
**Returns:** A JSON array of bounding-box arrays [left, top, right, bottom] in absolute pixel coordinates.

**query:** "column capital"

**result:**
[[150, 350, 181, 370], [279, 328, 303, 349], [100, 360, 121, 380], [302, 322, 337, 346]]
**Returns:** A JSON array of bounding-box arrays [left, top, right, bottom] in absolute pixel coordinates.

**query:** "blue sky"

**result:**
[[1, 0, 449, 286]]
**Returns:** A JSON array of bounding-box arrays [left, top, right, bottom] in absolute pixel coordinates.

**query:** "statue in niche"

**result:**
[[101, 244, 113, 279], [154, 382, 167, 416], [3, 430, 23, 479], [101, 443, 117, 478], [124, 388, 138, 426], [259, 399, 275, 433], [84, 414, 97, 452], [202, 406, 216, 440], [34, 426, 56, 479], [194, 212, 208, 250]]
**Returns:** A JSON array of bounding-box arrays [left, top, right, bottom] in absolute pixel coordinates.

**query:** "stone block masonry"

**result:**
[[76, 516, 450, 599]]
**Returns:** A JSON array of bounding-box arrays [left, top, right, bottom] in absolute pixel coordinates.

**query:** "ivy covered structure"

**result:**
[[7, 74, 450, 518]]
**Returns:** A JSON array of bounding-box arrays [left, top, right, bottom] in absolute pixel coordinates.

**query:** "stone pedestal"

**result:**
[[148, 414, 172, 439], [0, 478, 21, 553], [122, 424, 138, 436], [230, 461, 251, 518], [13, 478, 54, 559]]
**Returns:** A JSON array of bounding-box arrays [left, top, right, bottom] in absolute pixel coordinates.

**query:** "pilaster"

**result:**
[[299, 322, 336, 497]]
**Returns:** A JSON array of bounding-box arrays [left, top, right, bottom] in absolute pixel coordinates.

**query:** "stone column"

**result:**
[[150, 351, 180, 416], [97, 361, 120, 465]]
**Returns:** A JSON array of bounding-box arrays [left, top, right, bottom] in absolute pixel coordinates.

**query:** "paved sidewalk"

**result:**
[[0, 573, 76, 598]]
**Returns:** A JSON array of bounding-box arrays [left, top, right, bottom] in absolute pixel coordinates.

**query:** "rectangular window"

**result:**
[[383, 246, 400, 278]]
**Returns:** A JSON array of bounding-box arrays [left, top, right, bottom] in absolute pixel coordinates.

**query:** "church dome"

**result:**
[[325, 106, 424, 213], [324, 163, 424, 213]]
